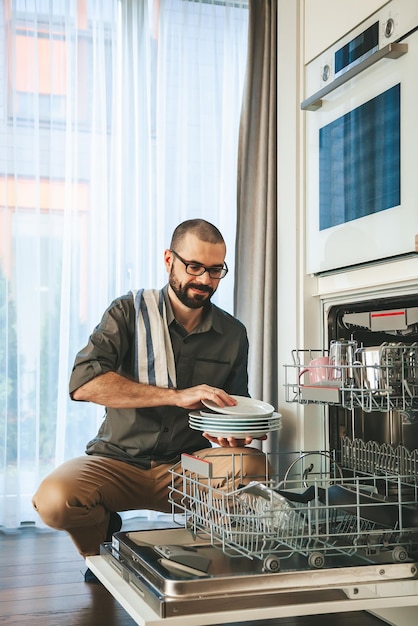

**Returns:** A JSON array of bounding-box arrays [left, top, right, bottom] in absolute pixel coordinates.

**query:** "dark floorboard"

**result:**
[[0, 521, 387, 625]]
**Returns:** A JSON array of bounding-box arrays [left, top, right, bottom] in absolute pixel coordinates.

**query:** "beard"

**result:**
[[169, 268, 214, 309]]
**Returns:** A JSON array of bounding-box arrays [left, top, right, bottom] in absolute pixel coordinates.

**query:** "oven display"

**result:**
[[319, 83, 400, 231], [335, 21, 379, 76]]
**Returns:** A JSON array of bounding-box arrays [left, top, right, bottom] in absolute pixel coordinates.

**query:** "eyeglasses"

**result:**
[[170, 249, 228, 279]]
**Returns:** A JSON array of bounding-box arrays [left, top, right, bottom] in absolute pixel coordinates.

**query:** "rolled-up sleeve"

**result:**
[[69, 295, 135, 398]]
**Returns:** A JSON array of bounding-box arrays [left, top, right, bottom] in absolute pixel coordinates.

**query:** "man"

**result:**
[[32, 219, 268, 581]]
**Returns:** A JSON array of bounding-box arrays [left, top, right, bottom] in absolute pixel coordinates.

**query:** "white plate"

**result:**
[[189, 413, 281, 423], [191, 427, 271, 439], [188, 411, 281, 420], [189, 413, 281, 424], [193, 411, 281, 419], [189, 423, 281, 433], [205, 432, 269, 438], [199, 410, 280, 421], [188, 423, 282, 436], [189, 417, 281, 430], [193, 411, 282, 421], [202, 396, 274, 416], [189, 412, 281, 429]]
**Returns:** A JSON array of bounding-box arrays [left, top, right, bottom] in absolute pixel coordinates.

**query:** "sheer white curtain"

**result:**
[[0, 0, 248, 529]]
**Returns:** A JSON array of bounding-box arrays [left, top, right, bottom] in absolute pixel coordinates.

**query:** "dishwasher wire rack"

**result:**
[[169, 451, 418, 572], [284, 346, 418, 412]]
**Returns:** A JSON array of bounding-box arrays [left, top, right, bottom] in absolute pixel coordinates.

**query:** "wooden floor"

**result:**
[[0, 521, 387, 626]]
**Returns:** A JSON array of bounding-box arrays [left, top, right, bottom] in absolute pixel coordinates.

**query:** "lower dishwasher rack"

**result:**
[[168, 450, 418, 572]]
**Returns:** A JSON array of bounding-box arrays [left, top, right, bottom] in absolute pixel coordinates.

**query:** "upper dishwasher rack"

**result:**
[[284, 344, 418, 413]]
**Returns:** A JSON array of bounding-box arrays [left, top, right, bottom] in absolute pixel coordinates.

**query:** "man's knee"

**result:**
[[193, 446, 269, 485], [32, 476, 73, 530], [240, 448, 270, 478]]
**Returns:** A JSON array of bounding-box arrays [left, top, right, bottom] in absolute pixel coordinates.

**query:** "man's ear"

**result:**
[[164, 248, 173, 272]]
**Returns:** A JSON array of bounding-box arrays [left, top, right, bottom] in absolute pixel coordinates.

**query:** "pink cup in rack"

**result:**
[[298, 356, 331, 384]]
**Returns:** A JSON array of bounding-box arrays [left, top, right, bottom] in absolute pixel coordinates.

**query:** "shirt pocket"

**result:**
[[191, 357, 231, 387]]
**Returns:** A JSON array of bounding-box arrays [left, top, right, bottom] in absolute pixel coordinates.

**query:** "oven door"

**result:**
[[303, 8, 418, 274]]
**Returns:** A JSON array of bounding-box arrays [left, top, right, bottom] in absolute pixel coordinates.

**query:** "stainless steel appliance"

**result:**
[[100, 519, 416, 619], [325, 293, 418, 455], [87, 322, 418, 626], [303, 0, 418, 274], [278, 291, 418, 626], [99, 367, 418, 620], [285, 293, 418, 455]]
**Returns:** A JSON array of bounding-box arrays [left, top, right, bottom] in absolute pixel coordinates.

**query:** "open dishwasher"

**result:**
[[91, 296, 418, 624], [96, 446, 418, 621]]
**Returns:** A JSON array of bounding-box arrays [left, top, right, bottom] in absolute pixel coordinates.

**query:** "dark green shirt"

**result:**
[[69, 285, 249, 468]]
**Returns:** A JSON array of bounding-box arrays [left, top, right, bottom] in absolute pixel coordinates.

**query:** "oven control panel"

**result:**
[[305, 0, 418, 98]]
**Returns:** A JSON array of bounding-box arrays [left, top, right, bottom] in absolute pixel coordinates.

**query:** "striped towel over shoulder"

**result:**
[[131, 289, 176, 388]]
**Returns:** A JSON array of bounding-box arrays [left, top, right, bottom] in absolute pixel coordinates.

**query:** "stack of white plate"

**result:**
[[188, 395, 281, 438]]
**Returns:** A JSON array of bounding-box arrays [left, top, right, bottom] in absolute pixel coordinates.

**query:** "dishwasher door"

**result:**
[[97, 525, 418, 619]]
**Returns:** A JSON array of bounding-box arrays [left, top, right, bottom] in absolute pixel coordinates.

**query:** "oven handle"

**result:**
[[301, 42, 408, 111]]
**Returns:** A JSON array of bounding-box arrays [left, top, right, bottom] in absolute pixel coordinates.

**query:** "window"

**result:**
[[0, 0, 249, 528]]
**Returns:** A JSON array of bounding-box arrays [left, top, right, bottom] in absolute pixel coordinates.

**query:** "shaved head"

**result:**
[[170, 219, 225, 250]]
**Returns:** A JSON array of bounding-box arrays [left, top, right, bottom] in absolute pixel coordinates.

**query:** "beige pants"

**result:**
[[32, 447, 268, 557]]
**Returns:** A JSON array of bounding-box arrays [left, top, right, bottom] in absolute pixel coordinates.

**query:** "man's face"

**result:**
[[166, 234, 226, 310]]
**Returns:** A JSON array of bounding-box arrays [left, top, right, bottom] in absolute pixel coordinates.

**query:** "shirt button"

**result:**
[[163, 427, 169, 432]]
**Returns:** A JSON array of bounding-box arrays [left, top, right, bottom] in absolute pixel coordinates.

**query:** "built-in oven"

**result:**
[[302, 0, 418, 274]]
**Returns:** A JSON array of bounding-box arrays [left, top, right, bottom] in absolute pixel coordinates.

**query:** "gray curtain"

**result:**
[[235, 0, 278, 438]]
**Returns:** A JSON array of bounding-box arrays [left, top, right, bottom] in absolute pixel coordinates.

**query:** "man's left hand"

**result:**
[[202, 433, 268, 448]]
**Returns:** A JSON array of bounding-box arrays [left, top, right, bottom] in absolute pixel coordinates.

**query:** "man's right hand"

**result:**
[[174, 384, 237, 411]]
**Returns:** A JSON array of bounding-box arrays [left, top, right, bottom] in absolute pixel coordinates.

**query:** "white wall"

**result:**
[[277, 0, 325, 454]]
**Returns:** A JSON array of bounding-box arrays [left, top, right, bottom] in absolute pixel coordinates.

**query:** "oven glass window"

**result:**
[[319, 83, 400, 231]]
